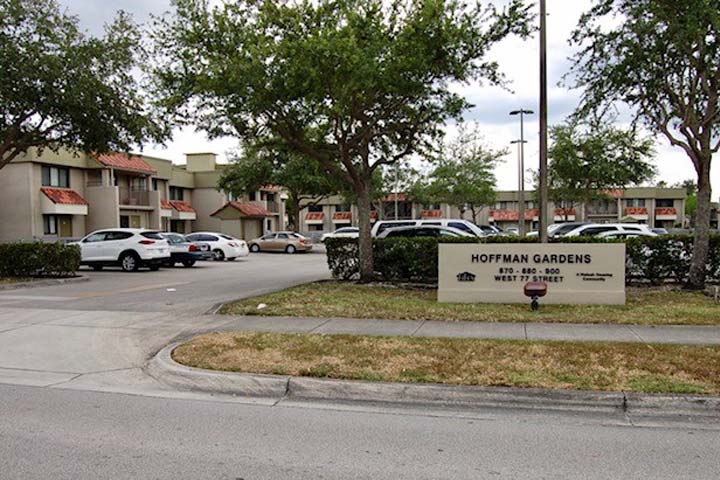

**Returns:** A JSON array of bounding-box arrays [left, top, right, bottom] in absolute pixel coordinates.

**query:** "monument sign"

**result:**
[[438, 243, 626, 305]]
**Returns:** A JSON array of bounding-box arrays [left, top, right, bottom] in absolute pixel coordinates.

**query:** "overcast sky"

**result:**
[[58, 0, 719, 196]]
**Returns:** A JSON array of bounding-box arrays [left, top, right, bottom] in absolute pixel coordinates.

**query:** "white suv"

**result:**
[[371, 219, 487, 237], [562, 223, 654, 237], [185, 232, 249, 261], [77, 229, 170, 272]]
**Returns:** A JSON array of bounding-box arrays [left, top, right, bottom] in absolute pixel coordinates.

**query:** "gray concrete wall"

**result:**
[[85, 186, 120, 232], [0, 163, 35, 241]]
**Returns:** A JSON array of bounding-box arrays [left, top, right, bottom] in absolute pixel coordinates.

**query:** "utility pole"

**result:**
[[510, 109, 533, 236], [538, 0, 549, 243]]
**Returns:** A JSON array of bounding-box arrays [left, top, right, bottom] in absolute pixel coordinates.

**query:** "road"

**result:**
[[0, 251, 718, 479], [2, 384, 718, 480]]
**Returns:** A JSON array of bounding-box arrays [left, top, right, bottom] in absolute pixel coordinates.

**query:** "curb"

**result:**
[[0, 275, 89, 291], [147, 343, 720, 417]]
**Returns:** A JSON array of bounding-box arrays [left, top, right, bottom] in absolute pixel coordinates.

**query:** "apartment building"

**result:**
[[0, 149, 286, 243], [297, 187, 688, 234]]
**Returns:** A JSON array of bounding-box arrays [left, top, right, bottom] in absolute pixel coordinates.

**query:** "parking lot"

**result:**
[[0, 251, 330, 315]]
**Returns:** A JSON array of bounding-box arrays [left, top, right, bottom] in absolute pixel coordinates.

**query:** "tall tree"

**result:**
[[568, 0, 720, 288], [410, 126, 502, 223], [152, 0, 532, 281], [548, 121, 656, 221], [218, 142, 341, 231], [0, 0, 161, 169]]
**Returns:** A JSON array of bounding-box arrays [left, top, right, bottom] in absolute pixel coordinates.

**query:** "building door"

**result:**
[[120, 215, 129, 228], [58, 216, 73, 237]]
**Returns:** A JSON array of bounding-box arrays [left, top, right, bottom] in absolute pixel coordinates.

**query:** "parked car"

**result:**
[[76, 229, 170, 272], [249, 232, 313, 253], [159, 233, 213, 267], [562, 223, 654, 237], [321, 227, 359, 242], [377, 225, 473, 238], [596, 230, 658, 240], [371, 219, 487, 237], [185, 232, 249, 261]]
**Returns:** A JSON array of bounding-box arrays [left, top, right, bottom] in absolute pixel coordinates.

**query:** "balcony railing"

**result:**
[[119, 187, 149, 206], [266, 201, 280, 213]]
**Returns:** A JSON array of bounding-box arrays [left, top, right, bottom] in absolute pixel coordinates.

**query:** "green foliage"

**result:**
[[0, 242, 80, 277], [325, 235, 720, 285], [0, 0, 162, 169], [410, 125, 503, 222], [568, 0, 720, 287], [548, 120, 656, 212], [152, 0, 534, 279]]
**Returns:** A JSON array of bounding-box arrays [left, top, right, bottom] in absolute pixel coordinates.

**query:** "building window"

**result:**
[[43, 215, 57, 235], [169, 186, 184, 201], [130, 177, 147, 191], [335, 204, 351, 212], [495, 201, 508, 210], [152, 179, 159, 191], [249, 192, 256, 201], [41, 166, 69, 188], [656, 199, 674, 208], [308, 224, 324, 231], [308, 204, 323, 212], [266, 193, 275, 202], [226, 191, 237, 202], [422, 203, 440, 211]]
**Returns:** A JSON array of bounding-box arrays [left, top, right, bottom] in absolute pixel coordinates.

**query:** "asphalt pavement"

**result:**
[[1, 384, 718, 480]]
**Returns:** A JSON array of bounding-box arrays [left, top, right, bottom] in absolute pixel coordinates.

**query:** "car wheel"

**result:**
[[149, 265, 161, 271], [182, 260, 196, 268], [250, 244, 260, 253], [120, 252, 140, 272], [92, 265, 103, 271], [212, 249, 225, 261], [285, 245, 296, 254]]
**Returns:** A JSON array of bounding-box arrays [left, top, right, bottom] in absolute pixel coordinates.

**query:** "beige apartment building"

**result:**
[[0, 149, 286, 243], [297, 187, 688, 234]]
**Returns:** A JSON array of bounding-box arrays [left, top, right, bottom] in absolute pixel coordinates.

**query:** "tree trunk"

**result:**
[[356, 182, 374, 282], [687, 158, 712, 289]]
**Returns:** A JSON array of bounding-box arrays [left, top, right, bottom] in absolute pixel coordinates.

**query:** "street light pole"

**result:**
[[510, 109, 534, 236], [538, 0, 549, 243]]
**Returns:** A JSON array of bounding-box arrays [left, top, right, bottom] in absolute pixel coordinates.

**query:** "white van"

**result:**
[[562, 223, 654, 237], [371, 219, 487, 237]]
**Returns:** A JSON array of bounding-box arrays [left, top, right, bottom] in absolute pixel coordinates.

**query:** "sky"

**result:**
[[58, 0, 719, 196]]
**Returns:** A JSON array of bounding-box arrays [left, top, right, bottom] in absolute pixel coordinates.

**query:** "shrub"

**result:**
[[0, 242, 81, 278], [324, 235, 720, 285]]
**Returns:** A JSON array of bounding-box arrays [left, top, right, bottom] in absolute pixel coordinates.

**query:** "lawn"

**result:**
[[219, 281, 720, 325], [174, 332, 720, 395], [0, 277, 31, 285]]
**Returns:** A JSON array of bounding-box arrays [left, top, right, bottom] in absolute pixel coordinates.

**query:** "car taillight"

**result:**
[[189, 244, 198, 252], [299, 238, 306, 244], [139, 240, 155, 245]]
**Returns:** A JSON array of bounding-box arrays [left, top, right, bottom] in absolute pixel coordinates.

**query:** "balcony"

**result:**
[[624, 207, 649, 219], [655, 207, 677, 220], [119, 187, 149, 206], [266, 201, 280, 214]]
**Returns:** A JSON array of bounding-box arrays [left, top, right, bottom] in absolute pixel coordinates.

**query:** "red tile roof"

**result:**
[[383, 192, 408, 202], [305, 212, 325, 221], [161, 199, 172, 210], [332, 212, 352, 221], [169, 200, 195, 213], [420, 210, 442, 218], [210, 201, 272, 218], [40, 187, 89, 205], [94, 153, 156, 174]]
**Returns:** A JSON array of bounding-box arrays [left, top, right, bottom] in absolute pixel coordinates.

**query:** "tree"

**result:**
[[0, 0, 161, 169], [568, 0, 720, 288], [218, 141, 341, 231], [548, 120, 656, 221], [410, 126, 502, 223], [152, 0, 532, 281]]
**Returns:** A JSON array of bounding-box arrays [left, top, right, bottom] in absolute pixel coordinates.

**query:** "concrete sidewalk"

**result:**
[[215, 315, 720, 345]]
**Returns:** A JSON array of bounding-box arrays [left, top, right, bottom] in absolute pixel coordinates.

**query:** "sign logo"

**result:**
[[456, 271, 476, 282]]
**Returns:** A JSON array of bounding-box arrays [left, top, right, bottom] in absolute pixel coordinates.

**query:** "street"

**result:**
[[2, 384, 718, 480], [0, 252, 718, 479]]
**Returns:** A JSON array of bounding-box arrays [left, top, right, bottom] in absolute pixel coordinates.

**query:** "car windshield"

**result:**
[[220, 234, 234, 240]]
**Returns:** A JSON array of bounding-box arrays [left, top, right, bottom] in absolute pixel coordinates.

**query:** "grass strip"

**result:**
[[173, 332, 720, 395], [219, 281, 720, 325]]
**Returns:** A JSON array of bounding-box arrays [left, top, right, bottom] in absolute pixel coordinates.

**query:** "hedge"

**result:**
[[0, 242, 81, 278], [324, 235, 720, 285]]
